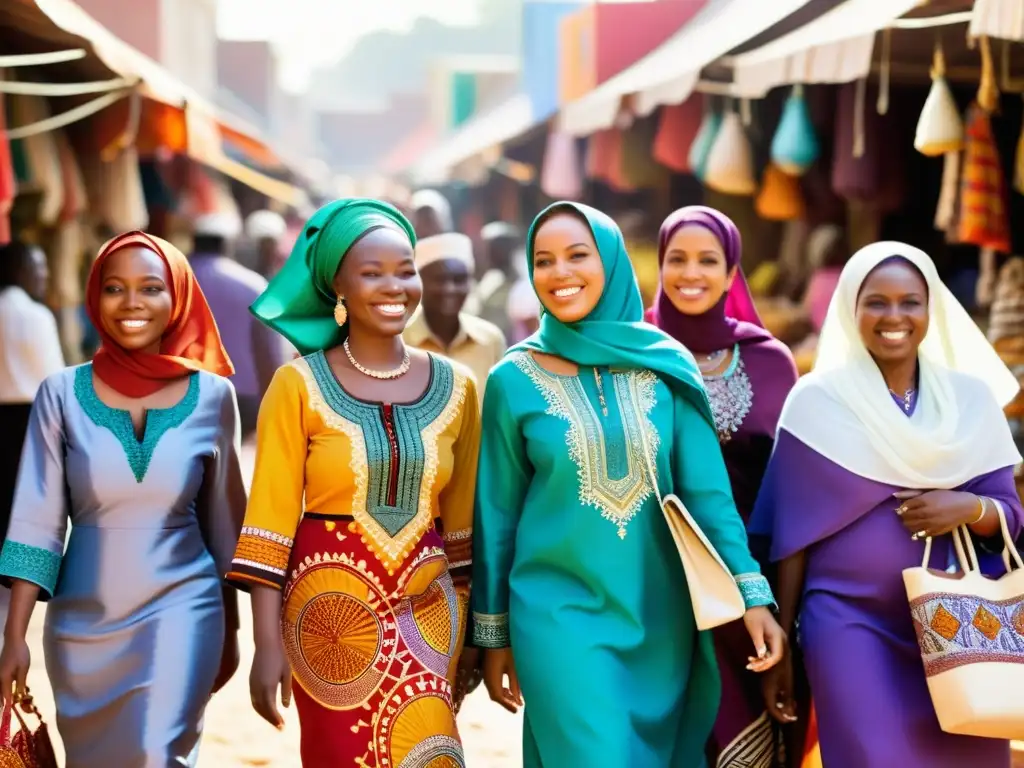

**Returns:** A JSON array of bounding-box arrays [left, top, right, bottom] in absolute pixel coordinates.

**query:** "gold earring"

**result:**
[[334, 296, 347, 326]]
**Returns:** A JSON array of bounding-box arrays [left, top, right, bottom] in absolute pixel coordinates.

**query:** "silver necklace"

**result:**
[[697, 348, 728, 374], [889, 386, 916, 413], [343, 338, 411, 380]]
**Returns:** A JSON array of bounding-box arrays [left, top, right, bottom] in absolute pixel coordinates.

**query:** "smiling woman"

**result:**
[[230, 199, 481, 768], [0, 232, 246, 768]]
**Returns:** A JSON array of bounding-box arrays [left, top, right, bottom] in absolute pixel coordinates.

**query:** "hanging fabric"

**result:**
[[652, 97, 704, 173], [688, 106, 722, 181], [0, 73, 17, 244], [11, 95, 64, 226], [1014, 95, 1024, 195], [540, 129, 583, 200], [704, 106, 757, 196], [770, 85, 820, 176], [914, 42, 964, 156], [755, 163, 806, 221], [955, 103, 1010, 253], [620, 115, 669, 189]]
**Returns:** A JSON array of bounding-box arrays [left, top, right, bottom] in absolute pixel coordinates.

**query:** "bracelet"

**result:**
[[970, 496, 988, 525]]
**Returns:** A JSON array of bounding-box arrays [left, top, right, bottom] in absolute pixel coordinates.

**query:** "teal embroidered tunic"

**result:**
[[472, 352, 773, 767], [0, 364, 246, 767]]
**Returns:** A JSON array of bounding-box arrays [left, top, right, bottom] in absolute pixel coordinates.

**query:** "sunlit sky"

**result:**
[[217, 0, 482, 92], [217, 0, 657, 93]]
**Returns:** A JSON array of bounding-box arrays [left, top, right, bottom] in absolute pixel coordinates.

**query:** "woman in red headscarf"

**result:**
[[0, 232, 247, 767]]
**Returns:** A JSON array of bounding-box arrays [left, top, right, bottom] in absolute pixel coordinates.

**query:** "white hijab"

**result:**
[[779, 241, 1021, 489]]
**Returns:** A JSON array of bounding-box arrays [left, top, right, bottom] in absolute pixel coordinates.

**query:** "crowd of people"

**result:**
[[0, 190, 1019, 768]]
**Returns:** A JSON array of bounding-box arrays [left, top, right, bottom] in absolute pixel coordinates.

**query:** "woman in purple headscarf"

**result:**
[[646, 206, 799, 767]]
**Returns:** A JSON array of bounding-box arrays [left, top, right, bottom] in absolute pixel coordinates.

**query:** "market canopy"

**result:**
[[2, 0, 307, 207], [971, 0, 1024, 41], [557, 0, 816, 137], [410, 93, 535, 185], [727, 0, 926, 98]]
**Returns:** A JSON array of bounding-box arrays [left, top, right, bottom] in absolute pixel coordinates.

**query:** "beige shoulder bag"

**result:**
[[638, 422, 746, 630], [903, 498, 1024, 739]]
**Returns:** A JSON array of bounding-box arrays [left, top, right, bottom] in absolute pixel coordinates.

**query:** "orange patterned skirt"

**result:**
[[283, 513, 466, 768]]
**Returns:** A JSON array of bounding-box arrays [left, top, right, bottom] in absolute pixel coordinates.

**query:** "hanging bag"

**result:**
[[903, 501, 1024, 739], [637, 415, 746, 630]]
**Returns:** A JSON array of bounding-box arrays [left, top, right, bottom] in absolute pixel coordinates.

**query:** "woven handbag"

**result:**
[[903, 500, 1024, 739]]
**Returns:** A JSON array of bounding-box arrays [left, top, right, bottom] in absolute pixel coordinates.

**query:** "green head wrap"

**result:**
[[250, 198, 416, 356], [512, 201, 713, 426]]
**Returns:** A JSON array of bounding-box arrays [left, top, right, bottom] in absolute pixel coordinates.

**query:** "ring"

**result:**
[[896, 506, 907, 515], [776, 702, 785, 710]]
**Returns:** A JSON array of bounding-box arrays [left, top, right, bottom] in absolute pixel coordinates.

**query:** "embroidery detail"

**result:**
[[395, 735, 465, 768], [295, 353, 467, 574], [514, 353, 659, 538], [910, 592, 1024, 676], [442, 528, 472, 576], [473, 612, 510, 648], [231, 527, 293, 583], [716, 711, 777, 768], [0, 540, 62, 596], [736, 573, 775, 609], [74, 364, 200, 483], [703, 346, 753, 444]]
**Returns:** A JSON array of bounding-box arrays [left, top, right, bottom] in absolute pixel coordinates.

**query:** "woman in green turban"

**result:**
[[471, 202, 786, 767], [227, 199, 482, 768]]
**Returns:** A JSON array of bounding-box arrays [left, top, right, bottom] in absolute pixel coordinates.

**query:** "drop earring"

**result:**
[[334, 296, 347, 326]]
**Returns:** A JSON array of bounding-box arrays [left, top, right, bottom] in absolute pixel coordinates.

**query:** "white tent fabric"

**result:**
[[970, 0, 1024, 42], [557, 0, 814, 137], [728, 0, 925, 99], [411, 94, 535, 184]]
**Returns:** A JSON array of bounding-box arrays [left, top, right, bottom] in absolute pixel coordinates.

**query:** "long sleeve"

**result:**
[[471, 370, 531, 648], [226, 365, 307, 591], [198, 378, 247, 580], [671, 393, 774, 609], [439, 374, 481, 587], [0, 374, 69, 598]]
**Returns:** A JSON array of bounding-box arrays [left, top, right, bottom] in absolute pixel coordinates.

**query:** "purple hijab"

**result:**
[[646, 206, 798, 441], [644, 205, 771, 354]]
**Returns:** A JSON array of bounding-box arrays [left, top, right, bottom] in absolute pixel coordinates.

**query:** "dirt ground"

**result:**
[[13, 442, 1023, 766]]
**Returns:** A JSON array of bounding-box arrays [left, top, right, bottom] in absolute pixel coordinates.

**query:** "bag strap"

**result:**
[[635, 422, 665, 508]]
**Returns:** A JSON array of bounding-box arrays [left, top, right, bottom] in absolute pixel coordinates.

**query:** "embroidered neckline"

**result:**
[[702, 348, 753, 443], [296, 352, 466, 574], [74, 364, 200, 483], [515, 352, 659, 539]]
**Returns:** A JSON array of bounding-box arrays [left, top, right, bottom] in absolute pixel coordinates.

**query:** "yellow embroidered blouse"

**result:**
[[227, 350, 480, 590]]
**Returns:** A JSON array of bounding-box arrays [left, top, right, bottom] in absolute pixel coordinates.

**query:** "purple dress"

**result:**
[[750, 395, 1021, 767]]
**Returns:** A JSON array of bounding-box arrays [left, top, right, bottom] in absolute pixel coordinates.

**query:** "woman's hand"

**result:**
[[742, 606, 786, 673], [212, 628, 240, 694], [482, 647, 523, 714], [761, 652, 798, 724], [0, 638, 30, 707], [453, 646, 481, 714], [249, 637, 292, 729], [894, 490, 984, 539]]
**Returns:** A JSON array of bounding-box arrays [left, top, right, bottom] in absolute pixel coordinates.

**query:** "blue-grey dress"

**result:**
[[0, 364, 247, 767]]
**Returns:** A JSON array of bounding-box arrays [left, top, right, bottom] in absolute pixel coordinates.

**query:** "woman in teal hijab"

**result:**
[[471, 202, 785, 767], [228, 199, 482, 767]]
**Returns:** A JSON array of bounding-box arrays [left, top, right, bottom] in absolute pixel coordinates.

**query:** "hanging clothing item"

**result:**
[[954, 104, 1011, 253], [10, 95, 63, 226], [0, 81, 17, 244], [653, 97, 704, 173], [540, 130, 583, 200]]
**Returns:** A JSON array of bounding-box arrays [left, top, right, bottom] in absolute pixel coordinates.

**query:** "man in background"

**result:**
[[405, 233, 505, 407], [244, 209, 287, 278], [410, 189, 453, 239], [0, 240, 64, 634], [466, 221, 520, 341], [189, 213, 287, 436]]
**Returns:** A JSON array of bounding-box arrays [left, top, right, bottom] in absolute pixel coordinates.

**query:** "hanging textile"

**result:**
[[79, 147, 149, 233], [620, 115, 669, 190], [540, 130, 583, 199], [954, 104, 1010, 253], [0, 82, 17, 244], [10, 95, 64, 226], [652, 97, 704, 173]]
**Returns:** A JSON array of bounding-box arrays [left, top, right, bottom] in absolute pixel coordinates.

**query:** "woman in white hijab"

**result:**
[[750, 242, 1022, 768]]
